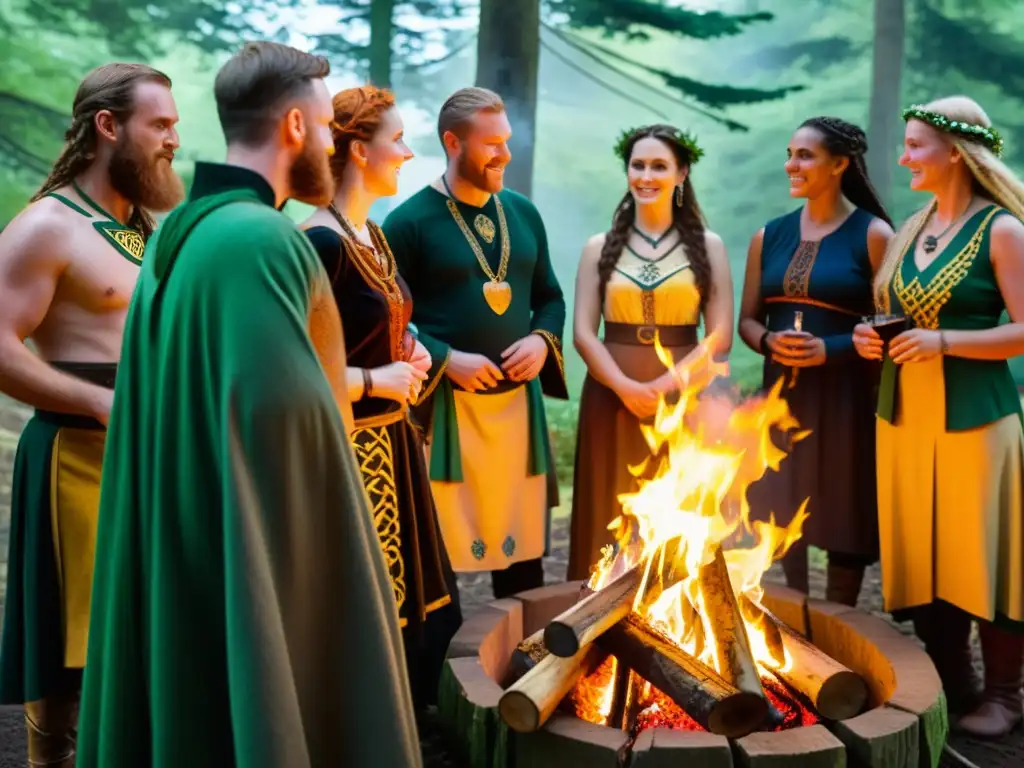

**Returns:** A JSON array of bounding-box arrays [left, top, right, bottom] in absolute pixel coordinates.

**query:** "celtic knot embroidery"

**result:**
[[893, 208, 1000, 330]]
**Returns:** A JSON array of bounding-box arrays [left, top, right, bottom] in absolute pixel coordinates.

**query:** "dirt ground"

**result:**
[[0, 396, 1022, 767]]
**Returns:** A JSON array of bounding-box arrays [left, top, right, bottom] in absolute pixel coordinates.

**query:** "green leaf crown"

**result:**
[[614, 126, 704, 166], [901, 105, 1004, 157]]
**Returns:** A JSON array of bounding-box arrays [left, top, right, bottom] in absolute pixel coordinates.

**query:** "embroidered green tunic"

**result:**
[[876, 203, 1024, 627], [75, 163, 421, 767], [382, 184, 567, 571]]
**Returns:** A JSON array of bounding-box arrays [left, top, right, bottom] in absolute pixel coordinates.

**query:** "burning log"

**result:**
[[498, 641, 606, 733], [544, 566, 641, 658], [598, 612, 768, 738], [505, 628, 547, 686], [698, 547, 767, 699], [745, 598, 869, 721]]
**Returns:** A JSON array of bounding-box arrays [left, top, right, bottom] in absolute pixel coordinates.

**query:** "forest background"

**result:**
[[0, 0, 1019, 485]]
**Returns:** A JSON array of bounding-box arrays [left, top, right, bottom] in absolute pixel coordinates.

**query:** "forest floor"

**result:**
[[0, 395, 1022, 767]]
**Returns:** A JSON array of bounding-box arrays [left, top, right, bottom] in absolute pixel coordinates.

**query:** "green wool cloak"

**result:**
[[75, 162, 421, 767]]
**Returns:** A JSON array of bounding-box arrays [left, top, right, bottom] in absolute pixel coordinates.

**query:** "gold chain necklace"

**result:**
[[441, 176, 512, 315], [328, 204, 406, 361]]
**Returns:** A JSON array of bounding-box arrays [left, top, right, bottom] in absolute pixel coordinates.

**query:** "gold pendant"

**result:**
[[474, 214, 496, 244], [483, 281, 512, 315]]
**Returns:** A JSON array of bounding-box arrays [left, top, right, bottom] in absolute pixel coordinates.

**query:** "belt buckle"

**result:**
[[636, 325, 656, 345]]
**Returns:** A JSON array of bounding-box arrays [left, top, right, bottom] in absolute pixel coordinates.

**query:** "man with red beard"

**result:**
[[383, 87, 567, 599], [0, 61, 183, 766], [75, 41, 420, 768]]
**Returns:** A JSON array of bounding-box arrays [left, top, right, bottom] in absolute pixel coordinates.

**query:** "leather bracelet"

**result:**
[[362, 368, 374, 398], [939, 331, 949, 355], [759, 330, 771, 355]]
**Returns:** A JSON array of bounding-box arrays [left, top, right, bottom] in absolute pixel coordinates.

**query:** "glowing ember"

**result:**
[[574, 332, 814, 725]]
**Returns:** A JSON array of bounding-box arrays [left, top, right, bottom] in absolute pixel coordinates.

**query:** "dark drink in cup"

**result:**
[[865, 314, 910, 358]]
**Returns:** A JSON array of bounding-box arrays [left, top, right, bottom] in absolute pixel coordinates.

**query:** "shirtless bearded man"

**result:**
[[0, 63, 183, 766]]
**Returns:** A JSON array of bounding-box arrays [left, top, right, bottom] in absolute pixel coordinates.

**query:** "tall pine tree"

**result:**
[[477, 0, 805, 196]]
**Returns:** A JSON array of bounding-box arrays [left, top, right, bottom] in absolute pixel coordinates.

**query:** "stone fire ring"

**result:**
[[437, 581, 948, 768]]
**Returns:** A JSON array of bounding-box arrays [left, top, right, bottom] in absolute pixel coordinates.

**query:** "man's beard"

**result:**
[[108, 135, 185, 213], [289, 139, 334, 207], [457, 153, 503, 194]]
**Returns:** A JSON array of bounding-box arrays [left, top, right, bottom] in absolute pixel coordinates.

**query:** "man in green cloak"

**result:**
[[75, 41, 421, 767]]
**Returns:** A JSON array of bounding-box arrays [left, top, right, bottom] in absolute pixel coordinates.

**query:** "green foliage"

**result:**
[[550, 0, 772, 42], [312, 0, 473, 84], [544, 1, 803, 132], [20, 0, 303, 58], [545, 398, 580, 486]]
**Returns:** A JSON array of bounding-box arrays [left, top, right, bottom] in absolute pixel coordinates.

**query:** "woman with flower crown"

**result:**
[[853, 97, 1024, 738], [739, 117, 894, 608], [566, 124, 734, 581], [299, 85, 462, 714]]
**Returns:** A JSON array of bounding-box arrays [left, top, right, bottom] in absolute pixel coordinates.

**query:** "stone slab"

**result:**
[[512, 580, 583, 636], [830, 704, 920, 768], [510, 713, 628, 768], [631, 727, 734, 767], [734, 723, 847, 767]]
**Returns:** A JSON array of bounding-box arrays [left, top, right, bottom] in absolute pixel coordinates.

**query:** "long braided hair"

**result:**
[[598, 124, 710, 310], [32, 62, 172, 240], [799, 116, 894, 228]]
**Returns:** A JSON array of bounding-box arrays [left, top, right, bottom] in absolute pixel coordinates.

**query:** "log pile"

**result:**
[[497, 547, 869, 739]]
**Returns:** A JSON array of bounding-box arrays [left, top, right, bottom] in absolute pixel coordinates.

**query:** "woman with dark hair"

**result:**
[[738, 116, 894, 606], [299, 85, 462, 711], [567, 124, 734, 581]]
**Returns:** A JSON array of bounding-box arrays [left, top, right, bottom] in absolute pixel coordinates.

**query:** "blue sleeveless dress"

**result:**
[[747, 207, 880, 558]]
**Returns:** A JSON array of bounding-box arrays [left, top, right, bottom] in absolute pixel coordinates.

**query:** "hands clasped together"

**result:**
[[852, 324, 943, 364], [445, 333, 549, 393], [764, 330, 827, 368], [373, 339, 432, 405]]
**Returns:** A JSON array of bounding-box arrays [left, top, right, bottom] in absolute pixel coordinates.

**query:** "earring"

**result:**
[[675, 184, 683, 207]]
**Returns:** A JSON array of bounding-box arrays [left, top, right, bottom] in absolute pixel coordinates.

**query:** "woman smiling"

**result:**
[[854, 96, 1024, 738], [567, 124, 734, 580], [739, 116, 894, 607]]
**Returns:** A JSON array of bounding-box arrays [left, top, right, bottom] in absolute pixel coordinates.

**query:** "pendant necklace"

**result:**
[[923, 199, 974, 254], [631, 224, 672, 249], [71, 181, 146, 266], [441, 175, 512, 315]]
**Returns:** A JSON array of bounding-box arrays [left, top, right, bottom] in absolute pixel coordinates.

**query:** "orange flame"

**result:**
[[581, 331, 810, 705]]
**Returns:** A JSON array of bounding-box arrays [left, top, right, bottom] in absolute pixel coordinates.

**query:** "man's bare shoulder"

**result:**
[[0, 196, 76, 267]]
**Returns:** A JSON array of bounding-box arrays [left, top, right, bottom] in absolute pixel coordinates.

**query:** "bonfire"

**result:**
[[497, 333, 868, 739]]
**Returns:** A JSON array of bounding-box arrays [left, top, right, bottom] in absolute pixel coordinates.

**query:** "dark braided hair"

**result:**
[[598, 124, 711, 310], [798, 116, 893, 228], [31, 63, 172, 240]]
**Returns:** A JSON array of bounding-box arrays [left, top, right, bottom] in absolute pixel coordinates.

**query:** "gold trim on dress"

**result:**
[[424, 594, 453, 614], [353, 406, 408, 430], [530, 329, 566, 382], [893, 207, 1001, 330], [352, 424, 407, 619], [419, 347, 452, 403], [782, 240, 820, 298], [329, 206, 407, 362]]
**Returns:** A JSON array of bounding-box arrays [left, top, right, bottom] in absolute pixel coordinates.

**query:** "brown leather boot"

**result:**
[[825, 562, 865, 607], [958, 621, 1023, 739], [913, 602, 981, 716], [24, 689, 79, 767]]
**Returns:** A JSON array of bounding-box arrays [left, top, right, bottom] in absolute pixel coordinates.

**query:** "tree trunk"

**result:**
[[368, 0, 395, 88], [866, 0, 906, 208], [475, 0, 540, 197]]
